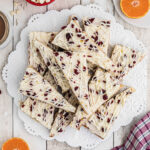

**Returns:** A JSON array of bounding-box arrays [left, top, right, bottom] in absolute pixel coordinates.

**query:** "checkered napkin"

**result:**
[[112, 112, 150, 150]]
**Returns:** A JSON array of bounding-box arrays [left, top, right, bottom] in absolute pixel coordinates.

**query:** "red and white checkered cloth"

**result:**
[[112, 112, 150, 150]]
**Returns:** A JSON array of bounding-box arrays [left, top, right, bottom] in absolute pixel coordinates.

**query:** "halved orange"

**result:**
[[2, 137, 29, 150], [120, 0, 150, 19]]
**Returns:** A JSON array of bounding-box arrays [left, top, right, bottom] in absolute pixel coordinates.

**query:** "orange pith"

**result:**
[[2, 137, 29, 150], [120, 0, 149, 19]]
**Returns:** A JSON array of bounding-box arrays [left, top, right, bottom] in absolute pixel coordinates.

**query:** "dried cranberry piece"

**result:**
[[128, 64, 132, 68], [65, 51, 72, 57], [107, 21, 110, 24], [101, 127, 104, 132], [77, 34, 81, 37], [32, 92, 36, 96], [33, 101, 36, 105], [107, 118, 110, 123], [84, 21, 89, 26], [133, 61, 136, 64], [89, 18, 95, 23], [26, 91, 31, 96], [81, 36, 85, 39], [37, 114, 41, 117], [85, 39, 89, 42], [66, 33, 72, 41], [26, 72, 29, 75], [75, 28, 81, 33], [102, 89, 106, 94], [71, 24, 74, 28], [58, 128, 63, 132], [97, 41, 103, 46], [102, 21, 106, 24], [103, 80, 106, 83], [21, 104, 25, 108], [117, 100, 120, 104], [76, 60, 80, 67], [84, 94, 88, 99], [132, 54, 136, 58], [83, 66, 86, 71], [30, 105, 32, 112], [87, 55, 92, 57], [36, 49, 39, 53], [74, 86, 79, 91], [94, 36, 98, 42], [54, 52, 59, 56], [89, 44, 93, 48], [74, 69, 80, 75], [72, 17, 78, 20], [44, 93, 48, 96], [68, 41, 74, 44], [61, 26, 66, 30], [47, 62, 50, 66], [103, 94, 108, 100]]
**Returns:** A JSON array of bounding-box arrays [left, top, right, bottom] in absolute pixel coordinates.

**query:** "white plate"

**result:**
[[113, 0, 150, 28], [2, 4, 147, 149]]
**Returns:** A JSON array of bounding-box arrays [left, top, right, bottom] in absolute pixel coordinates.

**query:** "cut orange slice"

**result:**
[[2, 137, 29, 150], [120, 0, 149, 19]]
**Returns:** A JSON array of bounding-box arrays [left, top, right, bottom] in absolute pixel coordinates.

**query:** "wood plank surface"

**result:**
[[12, 1, 47, 150], [0, 0, 13, 148], [48, 0, 80, 11]]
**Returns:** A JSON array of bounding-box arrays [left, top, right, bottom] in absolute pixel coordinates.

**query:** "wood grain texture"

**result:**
[[48, 0, 80, 11], [0, 0, 13, 148], [12, 1, 47, 150], [47, 140, 80, 150]]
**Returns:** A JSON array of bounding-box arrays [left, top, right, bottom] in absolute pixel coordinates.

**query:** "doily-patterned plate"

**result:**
[[2, 4, 147, 149]]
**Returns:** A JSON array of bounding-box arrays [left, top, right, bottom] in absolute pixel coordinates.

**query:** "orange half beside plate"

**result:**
[[2, 137, 30, 150], [120, 0, 150, 19]]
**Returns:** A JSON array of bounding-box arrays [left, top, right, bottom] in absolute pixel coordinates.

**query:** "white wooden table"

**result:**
[[0, 0, 150, 150]]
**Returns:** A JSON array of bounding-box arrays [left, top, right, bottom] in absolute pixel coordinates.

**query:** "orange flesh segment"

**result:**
[[120, 0, 149, 18], [2, 137, 29, 150]]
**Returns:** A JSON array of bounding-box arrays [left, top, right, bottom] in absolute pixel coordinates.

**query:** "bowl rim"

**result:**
[[26, 0, 55, 6]]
